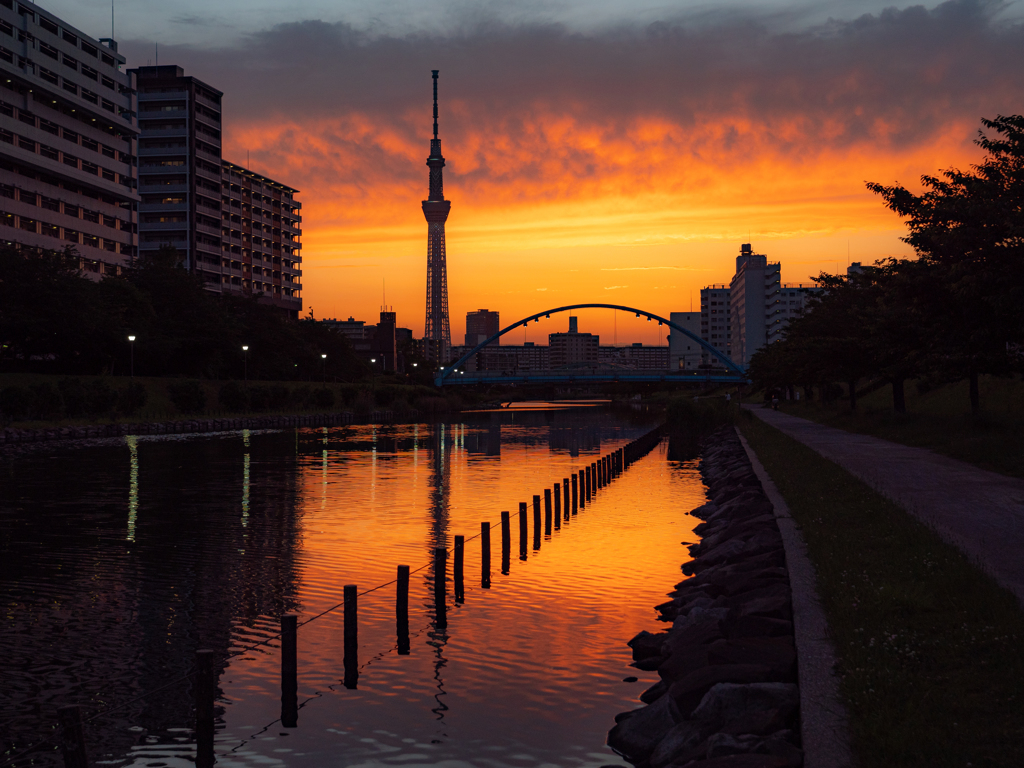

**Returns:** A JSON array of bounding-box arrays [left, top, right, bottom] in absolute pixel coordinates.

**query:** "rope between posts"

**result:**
[[0, 426, 661, 768]]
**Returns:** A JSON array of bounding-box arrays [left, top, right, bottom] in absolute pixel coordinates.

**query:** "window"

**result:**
[[40, 143, 58, 160], [81, 42, 97, 57], [62, 53, 78, 70], [81, 89, 98, 104], [100, 52, 115, 67], [39, 42, 58, 60], [39, 118, 59, 136], [81, 136, 98, 152], [101, 75, 114, 90], [39, 17, 58, 34], [81, 65, 97, 81], [63, 229, 79, 243], [62, 29, 78, 45], [41, 196, 59, 212], [62, 81, 78, 95], [62, 128, 79, 144], [19, 216, 37, 232], [65, 204, 79, 217], [17, 135, 35, 152]]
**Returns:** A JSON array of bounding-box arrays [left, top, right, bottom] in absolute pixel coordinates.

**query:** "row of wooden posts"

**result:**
[[54, 426, 664, 768]]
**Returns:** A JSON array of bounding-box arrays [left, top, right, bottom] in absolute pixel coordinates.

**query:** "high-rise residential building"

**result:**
[[549, 316, 599, 369], [465, 308, 499, 347], [220, 161, 302, 316], [729, 243, 780, 367], [131, 66, 221, 278], [668, 311, 702, 370], [422, 70, 451, 365], [0, 0, 138, 274], [700, 284, 732, 367]]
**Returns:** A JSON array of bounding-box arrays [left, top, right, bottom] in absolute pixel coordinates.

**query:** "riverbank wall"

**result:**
[[608, 426, 802, 768]]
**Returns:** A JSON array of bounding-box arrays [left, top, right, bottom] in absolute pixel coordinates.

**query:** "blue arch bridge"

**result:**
[[435, 304, 748, 386]]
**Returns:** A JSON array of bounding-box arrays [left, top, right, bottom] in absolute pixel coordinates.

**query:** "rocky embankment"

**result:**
[[608, 427, 802, 768], [0, 410, 405, 450]]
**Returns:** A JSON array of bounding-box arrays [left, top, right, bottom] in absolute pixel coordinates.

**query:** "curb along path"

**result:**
[[608, 428, 809, 768], [746, 406, 1024, 607], [737, 429, 852, 768]]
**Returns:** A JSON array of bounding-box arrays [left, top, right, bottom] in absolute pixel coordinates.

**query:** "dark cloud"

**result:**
[[119, 0, 1024, 203]]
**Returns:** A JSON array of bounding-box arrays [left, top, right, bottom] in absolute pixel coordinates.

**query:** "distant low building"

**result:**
[[599, 343, 669, 370], [549, 315, 599, 369]]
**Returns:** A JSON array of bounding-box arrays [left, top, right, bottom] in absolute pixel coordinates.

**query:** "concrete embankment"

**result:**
[[608, 427, 803, 768]]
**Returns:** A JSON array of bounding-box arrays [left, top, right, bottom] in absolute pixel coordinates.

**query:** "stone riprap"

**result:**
[[608, 427, 802, 768]]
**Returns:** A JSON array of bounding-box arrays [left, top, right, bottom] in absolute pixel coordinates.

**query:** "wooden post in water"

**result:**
[[578, 470, 586, 508], [453, 535, 465, 603], [195, 648, 216, 766], [592, 462, 598, 494], [533, 494, 542, 550], [343, 584, 358, 688], [563, 478, 571, 519], [519, 501, 528, 560], [281, 615, 298, 728], [571, 473, 578, 512], [57, 705, 88, 768], [481, 522, 491, 588], [585, 466, 592, 502], [544, 488, 552, 536], [597, 458, 604, 488], [397, 565, 410, 655], [500, 511, 511, 574], [433, 548, 447, 629], [553, 483, 561, 529]]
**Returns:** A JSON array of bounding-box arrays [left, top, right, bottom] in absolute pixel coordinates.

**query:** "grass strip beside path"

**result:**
[[738, 412, 1024, 768]]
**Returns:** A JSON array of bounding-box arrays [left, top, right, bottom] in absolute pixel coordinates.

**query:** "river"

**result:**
[[0, 402, 705, 767]]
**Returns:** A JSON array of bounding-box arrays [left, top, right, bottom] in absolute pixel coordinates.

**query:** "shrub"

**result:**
[[83, 380, 117, 415], [29, 383, 63, 420], [218, 381, 249, 412], [268, 385, 290, 410], [0, 385, 33, 422], [291, 386, 312, 409], [248, 385, 272, 412], [58, 378, 87, 417], [118, 381, 148, 415], [311, 387, 335, 408], [169, 380, 206, 414]]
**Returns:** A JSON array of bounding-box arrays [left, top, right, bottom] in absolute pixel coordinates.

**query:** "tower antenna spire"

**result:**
[[432, 69, 439, 139]]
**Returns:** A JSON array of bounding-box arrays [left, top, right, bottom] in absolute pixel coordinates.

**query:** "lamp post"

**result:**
[[127, 335, 135, 378], [242, 345, 249, 381], [321, 353, 327, 383]]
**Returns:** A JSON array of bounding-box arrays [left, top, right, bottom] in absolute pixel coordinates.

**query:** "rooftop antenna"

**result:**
[[155, 43, 158, 66], [432, 70, 439, 139], [111, 0, 114, 39]]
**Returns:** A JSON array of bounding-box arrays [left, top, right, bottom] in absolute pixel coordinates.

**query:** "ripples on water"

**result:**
[[0, 405, 706, 767]]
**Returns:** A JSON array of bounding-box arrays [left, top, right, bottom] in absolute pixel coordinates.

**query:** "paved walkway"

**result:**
[[746, 406, 1024, 606]]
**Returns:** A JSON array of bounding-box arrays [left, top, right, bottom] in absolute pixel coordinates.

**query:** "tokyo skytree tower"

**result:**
[[422, 70, 452, 366]]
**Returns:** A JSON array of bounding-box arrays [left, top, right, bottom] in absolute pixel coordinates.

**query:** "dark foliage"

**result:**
[[748, 115, 1024, 414], [168, 381, 206, 414], [118, 381, 148, 415], [0, 244, 368, 382]]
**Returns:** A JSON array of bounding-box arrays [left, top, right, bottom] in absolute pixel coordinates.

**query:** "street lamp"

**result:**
[[321, 353, 327, 383], [242, 345, 249, 381], [127, 335, 135, 378]]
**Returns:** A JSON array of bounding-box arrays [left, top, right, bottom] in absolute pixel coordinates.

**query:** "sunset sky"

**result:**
[[54, 0, 1024, 341]]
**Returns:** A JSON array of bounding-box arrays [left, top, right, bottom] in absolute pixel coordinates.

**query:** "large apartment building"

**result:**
[[221, 161, 302, 316], [730, 243, 781, 367], [132, 65, 302, 316], [700, 284, 732, 367], [0, 0, 138, 274]]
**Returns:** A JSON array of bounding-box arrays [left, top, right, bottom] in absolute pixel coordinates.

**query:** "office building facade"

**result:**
[[0, 0, 138, 274], [668, 311, 702, 370]]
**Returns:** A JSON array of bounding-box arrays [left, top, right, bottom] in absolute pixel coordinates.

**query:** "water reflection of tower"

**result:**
[[422, 70, 452, 366]]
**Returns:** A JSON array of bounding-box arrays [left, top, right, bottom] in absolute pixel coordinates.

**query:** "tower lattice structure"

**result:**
[[422, 70, 452, 366]]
